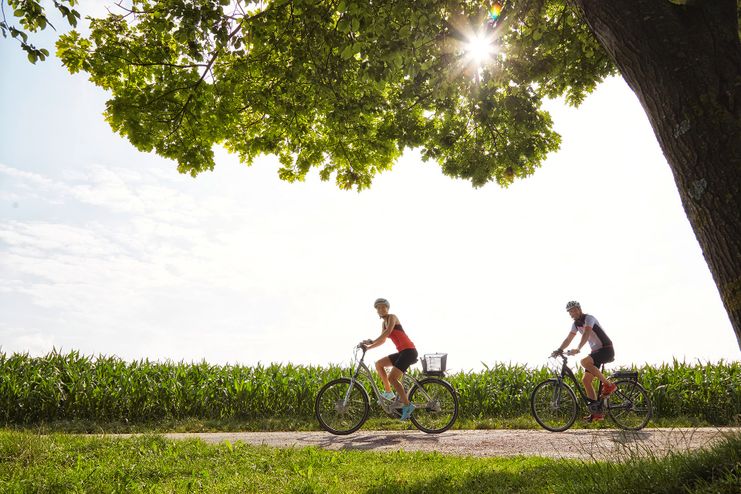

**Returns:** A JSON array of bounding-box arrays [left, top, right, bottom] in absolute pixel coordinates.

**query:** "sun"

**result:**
[[463, 30, 497, 67]]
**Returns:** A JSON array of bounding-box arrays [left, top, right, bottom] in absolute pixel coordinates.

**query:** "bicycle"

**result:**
[[530, 350, 652, 431], [315, 345, 459, 435]]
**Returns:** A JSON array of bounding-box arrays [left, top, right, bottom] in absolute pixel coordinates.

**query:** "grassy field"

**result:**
[[1, 351, 739, 428], [5, 415, 724, 435], [0, 430, 738, 493]]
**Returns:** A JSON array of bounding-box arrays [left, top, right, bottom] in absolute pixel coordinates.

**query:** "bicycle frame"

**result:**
[[553, 355, 603, 406], [532, 352, 652, 432], [344, 346, 438, 412]]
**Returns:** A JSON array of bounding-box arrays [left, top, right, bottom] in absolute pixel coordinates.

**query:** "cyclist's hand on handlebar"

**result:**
[[550, 349, 563, 358], [358, 339, 373, 349], [566, 348, 580, 356]]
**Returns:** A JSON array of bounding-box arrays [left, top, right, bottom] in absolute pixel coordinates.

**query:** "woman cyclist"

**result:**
[[360, 298, 418, 420]]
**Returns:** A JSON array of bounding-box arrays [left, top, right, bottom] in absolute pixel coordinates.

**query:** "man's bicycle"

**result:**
[[530, 350, 652, 431], [315, 345, 459, 435]]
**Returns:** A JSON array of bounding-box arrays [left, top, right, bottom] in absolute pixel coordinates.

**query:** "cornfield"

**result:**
[[1, 351, 738, 425]]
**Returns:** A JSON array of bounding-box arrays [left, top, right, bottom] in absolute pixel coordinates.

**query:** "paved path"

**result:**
[[146, 428, 738, 460]]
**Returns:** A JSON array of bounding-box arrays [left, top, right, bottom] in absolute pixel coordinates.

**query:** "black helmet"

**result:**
[[565, 300, 581, 311]]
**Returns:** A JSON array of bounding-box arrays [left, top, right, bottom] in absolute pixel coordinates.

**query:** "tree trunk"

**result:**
[[572, 0, 741, 349]]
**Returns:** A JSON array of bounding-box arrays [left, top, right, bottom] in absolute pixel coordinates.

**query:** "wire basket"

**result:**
[[421, 353, 447, 376]]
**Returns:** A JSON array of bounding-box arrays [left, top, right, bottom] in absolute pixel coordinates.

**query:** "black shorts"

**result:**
[[386, 348, 419, 372], [590, 346, 615, 367]]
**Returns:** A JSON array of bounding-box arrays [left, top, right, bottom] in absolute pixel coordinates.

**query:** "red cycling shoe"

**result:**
[[583, 413, 605, 423], [599, 381, 617, 399]]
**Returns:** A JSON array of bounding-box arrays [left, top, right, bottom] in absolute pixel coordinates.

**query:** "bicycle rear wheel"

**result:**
[[408, 377, 458, 433], [315, 377, 370, 435], [530, 379, 578, 432], [607, 379, 652, 431]]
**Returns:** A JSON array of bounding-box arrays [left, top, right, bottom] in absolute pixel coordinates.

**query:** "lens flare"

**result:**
[[488, 2, 503, 24]]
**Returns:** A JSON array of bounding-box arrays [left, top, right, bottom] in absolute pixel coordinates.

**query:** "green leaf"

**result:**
[[49, 0, 611, 192], [340, 44, 355, 59]]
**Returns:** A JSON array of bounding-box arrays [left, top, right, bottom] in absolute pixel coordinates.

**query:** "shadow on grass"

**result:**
[[362, 459, 562, 494]]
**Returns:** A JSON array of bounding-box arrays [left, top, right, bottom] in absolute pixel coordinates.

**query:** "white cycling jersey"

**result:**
[[570, 314, 613, 352]]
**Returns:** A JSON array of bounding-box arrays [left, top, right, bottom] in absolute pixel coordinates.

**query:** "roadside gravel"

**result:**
[[147, 428, 739, 460]]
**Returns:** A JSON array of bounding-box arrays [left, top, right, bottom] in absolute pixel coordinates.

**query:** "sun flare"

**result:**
[[463, 31, 496, 66]]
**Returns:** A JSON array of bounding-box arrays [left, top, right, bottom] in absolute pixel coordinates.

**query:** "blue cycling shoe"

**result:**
[[400, 403, 415, 420], [380, 391, 396, 401]]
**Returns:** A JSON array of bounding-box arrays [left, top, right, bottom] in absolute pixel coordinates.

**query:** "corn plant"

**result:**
[[0, 351, 738, 425]]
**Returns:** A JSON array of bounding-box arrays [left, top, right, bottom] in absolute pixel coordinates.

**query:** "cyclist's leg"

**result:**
[[375, 356, 394, 393], [388, 367, 409, 404], [581, 353, 613, 390], [591, 347, 617, 397], [581, 368, 597, 401], [388, 349, 418, 406]]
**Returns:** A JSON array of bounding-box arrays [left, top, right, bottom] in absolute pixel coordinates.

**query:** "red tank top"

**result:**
[[388, 323, 415, 351]]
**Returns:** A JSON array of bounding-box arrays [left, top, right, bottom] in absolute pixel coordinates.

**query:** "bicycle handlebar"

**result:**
[[550, 349, 568, 361], [354, 343, 368, 361]]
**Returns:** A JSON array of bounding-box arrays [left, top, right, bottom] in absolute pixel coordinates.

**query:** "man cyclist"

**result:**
[[361, 298, 418, 421], [552, 300, 617, 422]]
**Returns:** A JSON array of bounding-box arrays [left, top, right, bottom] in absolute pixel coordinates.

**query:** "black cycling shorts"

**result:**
[[386, 348, 418, 372], [589, 346, 615, 367]]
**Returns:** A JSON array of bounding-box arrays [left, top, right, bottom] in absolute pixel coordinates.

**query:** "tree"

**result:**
[[55, 0, 741, 348], [1, 0, 79, 62]]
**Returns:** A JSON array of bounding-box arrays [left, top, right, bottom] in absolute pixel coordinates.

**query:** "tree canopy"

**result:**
[[41, 0, 741, 347], [1, 0, 79, 62], [56, 0, 614, 189]]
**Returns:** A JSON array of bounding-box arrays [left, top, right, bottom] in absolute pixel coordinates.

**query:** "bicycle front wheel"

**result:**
[[607, 380, 652, 431], [315, 377, 370, 435], [409, 377, 459, 434], [530, 379, 578, 432]]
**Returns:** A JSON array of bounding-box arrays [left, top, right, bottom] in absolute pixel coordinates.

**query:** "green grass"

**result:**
[[0, 431, 738, 493], [1, 350, 739, 427], [5, 415, 721, 435]]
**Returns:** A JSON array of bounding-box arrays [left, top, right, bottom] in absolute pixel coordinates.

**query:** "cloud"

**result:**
[[0, 159, 323, 362], [0, 326, 56, 357]]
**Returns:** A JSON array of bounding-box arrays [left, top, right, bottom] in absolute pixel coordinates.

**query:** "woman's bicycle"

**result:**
[[530, 350, 652, 431], [315, 345, 459, 435]]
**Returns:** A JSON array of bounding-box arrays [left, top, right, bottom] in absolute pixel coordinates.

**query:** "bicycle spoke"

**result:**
[[530, 380, 577, 432], [315, 378, 369, 435], [607, 380, 652, 430], [409, 378, 458, 433]]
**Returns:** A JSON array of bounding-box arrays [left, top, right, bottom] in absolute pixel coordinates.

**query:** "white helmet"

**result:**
[[374, 298, 390, 308], [565, 300, 581, 311]]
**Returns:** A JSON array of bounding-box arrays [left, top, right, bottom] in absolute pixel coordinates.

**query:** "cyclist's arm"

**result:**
[[364, 315, 397, 350], [557, 332, 576, 351], [573, 326, 592, 353]]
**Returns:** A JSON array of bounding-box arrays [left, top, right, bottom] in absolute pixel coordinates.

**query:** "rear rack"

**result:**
[[611, 369, 639, 381]]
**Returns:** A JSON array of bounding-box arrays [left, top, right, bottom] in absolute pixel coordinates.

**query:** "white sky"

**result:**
[[0, 6, 738, 371]]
